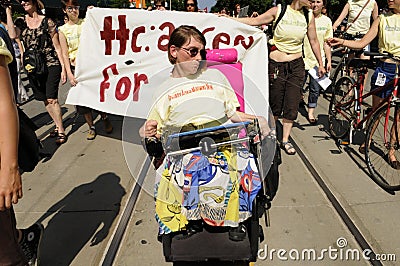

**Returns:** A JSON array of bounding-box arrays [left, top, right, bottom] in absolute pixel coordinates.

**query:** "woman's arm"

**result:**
[[328, 16, 380, 49], [307, 15, 326, 77], [332, 3, 349, 31], [0, 54, 22, 210], [5, 7, 17, 39], [58, 31, 77, 86], [47, 18, 66, 84], [372, 2, 379, 21], [230, 111, 271, 138], [226, 6, 277, 27]]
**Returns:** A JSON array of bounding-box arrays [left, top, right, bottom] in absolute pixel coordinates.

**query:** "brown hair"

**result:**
[[168, 25, 206, 64], [61, 0, 80, 9], [32, 0, 45, 11]]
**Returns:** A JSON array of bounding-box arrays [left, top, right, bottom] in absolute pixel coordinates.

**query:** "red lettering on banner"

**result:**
[[131, 26, 145, 53], [212, 33, 230, 49], [234, 35, 254, 49], [116, 15, 130, 55], [100, 16, 115, 55], [133, 73, 148, 101], [158, 22, 175, 52], [100, 64, 119, 102], [100, 63, 148, 102], [202, 27, 215, 36], [100, 17, 255, 55], [115, 77, 131, 100]]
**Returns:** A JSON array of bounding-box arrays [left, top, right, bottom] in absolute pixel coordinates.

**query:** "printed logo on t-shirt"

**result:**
[[168, 83, 214, 100]]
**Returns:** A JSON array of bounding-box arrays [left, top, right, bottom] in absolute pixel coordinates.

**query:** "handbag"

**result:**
[[23, 18, 48, 76], [23, 47, 47, 75], [18, 108, 41, 172]]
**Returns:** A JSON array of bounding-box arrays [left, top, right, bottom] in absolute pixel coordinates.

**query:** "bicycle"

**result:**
[[328, 51, 400, 191], [330, 31, 365, 90]]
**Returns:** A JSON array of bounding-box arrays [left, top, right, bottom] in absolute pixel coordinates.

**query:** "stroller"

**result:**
[[144, 49, 281, 264]]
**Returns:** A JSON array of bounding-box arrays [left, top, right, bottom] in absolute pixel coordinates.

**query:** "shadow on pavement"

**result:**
[[66, 112, 144, 146], [28, 107, 69, 129], [36, 172, 126, 265]]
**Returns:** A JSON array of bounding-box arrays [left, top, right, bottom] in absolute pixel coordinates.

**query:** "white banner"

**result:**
[[66, 8, 269, 118]]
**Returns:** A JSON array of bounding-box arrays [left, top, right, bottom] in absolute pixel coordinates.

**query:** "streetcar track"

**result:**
[[289, 135, 383, 266], [99, 117, 384, 265], [101, 156, 152, 266]]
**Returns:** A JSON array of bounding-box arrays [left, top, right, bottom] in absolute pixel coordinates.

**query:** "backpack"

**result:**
[[266, 5, 309, 41], [23, 18, 48, 76]]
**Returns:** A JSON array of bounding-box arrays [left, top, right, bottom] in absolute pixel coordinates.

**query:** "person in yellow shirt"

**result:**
[[140, 25, 271, 238], [333, 0, 378, 60], [59, 0, 113, 140], [223, 0, 326, 155], [0, 34, 26, 265], [303, 0, 333, 124], [0, 36, 44, 266], [328, 0, 400, 169], [333, 0, 378, 35]]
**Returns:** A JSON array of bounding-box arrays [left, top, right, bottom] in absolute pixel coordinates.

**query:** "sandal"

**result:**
[[307, 116, 317, 125], [280, 141, 296, 155], [55, 132, 67, 145], [358, 145, 366, 154], [387, 154, 400, 170], [49, 128, 58, 138]]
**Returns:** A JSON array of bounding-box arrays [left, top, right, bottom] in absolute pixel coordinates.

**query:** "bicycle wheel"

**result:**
[[365, 103, 400, 191], [328, 76, 355, 139]]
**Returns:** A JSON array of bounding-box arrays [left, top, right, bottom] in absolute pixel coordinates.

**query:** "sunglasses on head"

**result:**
[[180, 47, 206, 58]]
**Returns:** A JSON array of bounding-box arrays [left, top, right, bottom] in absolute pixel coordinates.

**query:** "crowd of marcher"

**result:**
[[1, 0, 399, 265]]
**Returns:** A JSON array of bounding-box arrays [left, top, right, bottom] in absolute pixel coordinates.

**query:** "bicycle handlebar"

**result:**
[[333, 30, 364, 40], [331, 46, 345, 54], [364, 51, 400, 63]]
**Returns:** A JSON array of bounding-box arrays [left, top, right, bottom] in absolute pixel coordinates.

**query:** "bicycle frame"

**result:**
[[333, 65, 399, 144]]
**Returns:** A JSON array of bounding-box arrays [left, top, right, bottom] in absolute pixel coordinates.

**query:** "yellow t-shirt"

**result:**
[[378, 12, 400, 57], [270, 4, 312, 54], [347, 0, 376, 35], [58, 19, 84, 64], [148, 68, 240, 135], [0, 36, 13, 65], [303, 14, 333, 70]]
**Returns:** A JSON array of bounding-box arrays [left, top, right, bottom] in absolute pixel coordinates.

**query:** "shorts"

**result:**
[[29, 65, 61, 101], [269, 57, 305, 120], [0, 207, 27, 265], [370, 61, 399, 98]]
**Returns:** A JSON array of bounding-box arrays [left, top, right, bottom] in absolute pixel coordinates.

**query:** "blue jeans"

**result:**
[[304, 71, 323, 108]]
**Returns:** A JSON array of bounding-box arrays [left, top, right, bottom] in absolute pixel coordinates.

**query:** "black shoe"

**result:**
[[20, 223, 44, 266], [229, 223, 247, 241]]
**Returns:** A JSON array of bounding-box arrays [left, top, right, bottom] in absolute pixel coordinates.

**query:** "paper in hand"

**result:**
[[308, 66, 332, 90]]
